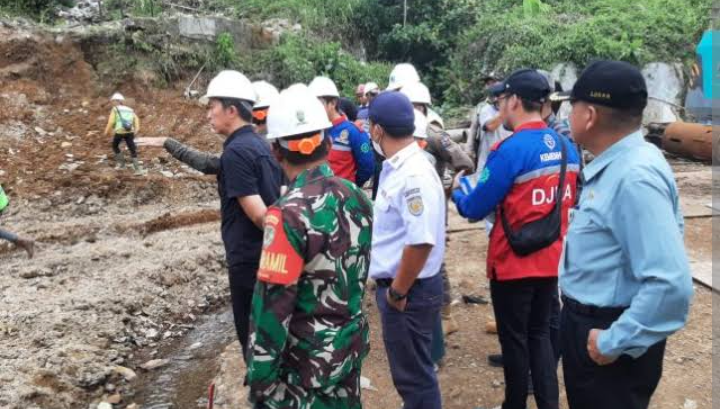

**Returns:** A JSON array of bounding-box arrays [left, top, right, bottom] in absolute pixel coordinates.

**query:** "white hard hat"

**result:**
[[308, 76, 340, 98], [252, 81, 280, 109], [413, 109, 428, 139], [364, 82, 380, 96], [267, 83, 332, 140], [387, 63, 420, 91], [427, 107, 445, 129], [202, 70, 256, 103], [401, 82, 432, 105], [111, 92, 124, 101]]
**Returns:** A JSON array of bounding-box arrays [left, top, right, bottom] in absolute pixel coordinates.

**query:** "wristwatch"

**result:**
[[388, 285, 407, 302]]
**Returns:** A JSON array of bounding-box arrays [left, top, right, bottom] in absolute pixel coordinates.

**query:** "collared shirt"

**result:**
[[218, 125, 285, 278], [370, 142, 446, 280], [476, 104, 512, 170], [560, 131, 693, 358], [546, 114, 571, 139]]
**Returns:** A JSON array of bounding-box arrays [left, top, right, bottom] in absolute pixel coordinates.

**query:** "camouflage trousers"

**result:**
[[252, 368, 362, 409]]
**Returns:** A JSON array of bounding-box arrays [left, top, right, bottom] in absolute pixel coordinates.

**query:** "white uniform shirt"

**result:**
[[369, 142, 446, 280], [476, 104, 512, 171]]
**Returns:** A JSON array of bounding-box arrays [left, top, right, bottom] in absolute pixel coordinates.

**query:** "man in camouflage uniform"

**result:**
[[247, 84, 373, 409]]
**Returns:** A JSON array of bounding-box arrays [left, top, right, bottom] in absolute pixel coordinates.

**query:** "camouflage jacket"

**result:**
[[426, 123, 475, 178], [247, 163, 373, 402]]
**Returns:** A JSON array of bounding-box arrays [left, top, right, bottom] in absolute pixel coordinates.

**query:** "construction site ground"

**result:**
[[0, 24, 713, 409]]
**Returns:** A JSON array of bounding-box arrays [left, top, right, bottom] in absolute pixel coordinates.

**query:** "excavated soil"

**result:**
[[0, 24, 230, 408]]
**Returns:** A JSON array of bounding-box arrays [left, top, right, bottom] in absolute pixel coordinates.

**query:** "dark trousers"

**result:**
[[228, 265, 257, 362], [377, 274, 443, 409], [491, 277, 559, 409], [112, 133, 137, 157], [550, 287, 560, 363], [561, 297, 666, 409], [430, 262, 450, 364]]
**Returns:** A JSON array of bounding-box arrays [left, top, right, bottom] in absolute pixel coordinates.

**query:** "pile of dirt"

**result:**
[[0, 23, 231, 409]]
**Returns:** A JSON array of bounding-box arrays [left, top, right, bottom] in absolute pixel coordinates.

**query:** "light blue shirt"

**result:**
[[369, 142, 446, 280], [560, 131, 693, 359]]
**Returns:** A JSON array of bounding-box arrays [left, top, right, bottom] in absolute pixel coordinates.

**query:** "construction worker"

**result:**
[[0, 183, 34, 258], [412, 108, 433, 163], [247, 84, 372, 409], [309, 76, 375, 187], [401, 81, 473, 342], [452, 69, 580, 409], [104, 92, 144, 174], [386, 63, 421, 91], [355, 83, 367, 108], [357, 82, 380, 132], [556, 60, 693, 409], [252, 80, 280, 139], [369, 91, 446, 409], [402, 81, 474, 178]]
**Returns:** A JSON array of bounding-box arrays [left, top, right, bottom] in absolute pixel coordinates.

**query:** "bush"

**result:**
[[440, 0, 712, 105], [0, 0, 74, 20], [245, 34, 392, 98]]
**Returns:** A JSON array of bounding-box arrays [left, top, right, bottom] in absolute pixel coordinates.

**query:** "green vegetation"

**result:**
[[245, 35, 391, 98], [4, 0, 712, 106], [440, 0, 712, 105], [0, 0, 74, 21]]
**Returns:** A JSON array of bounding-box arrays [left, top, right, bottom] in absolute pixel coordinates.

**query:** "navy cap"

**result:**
[[488, 82, 505, 97], [554, 60, 647, 111], [498, 68, 551, 102], [369, 91, 415, 136]]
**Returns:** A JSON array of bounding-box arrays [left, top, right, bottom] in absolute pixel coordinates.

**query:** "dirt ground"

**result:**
[[0, 24, 233, 408], [0, 22, 713, 409]]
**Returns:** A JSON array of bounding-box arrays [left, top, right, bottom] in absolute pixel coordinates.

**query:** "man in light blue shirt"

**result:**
[[368, 92, 446, 409], [555, 60, 693, 409]]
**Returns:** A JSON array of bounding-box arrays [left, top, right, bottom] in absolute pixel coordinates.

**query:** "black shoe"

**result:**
[[487, 354, 503, 367]]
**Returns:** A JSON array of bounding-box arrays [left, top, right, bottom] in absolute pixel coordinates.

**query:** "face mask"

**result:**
[[372, 140, 385, 157]]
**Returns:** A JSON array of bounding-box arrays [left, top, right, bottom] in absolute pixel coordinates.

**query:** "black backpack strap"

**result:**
[[500, 134, 567, 238]]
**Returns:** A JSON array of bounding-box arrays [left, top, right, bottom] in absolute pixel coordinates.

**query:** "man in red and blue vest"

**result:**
[[309, 76, 375, 186], [452, 69, 580, 409]]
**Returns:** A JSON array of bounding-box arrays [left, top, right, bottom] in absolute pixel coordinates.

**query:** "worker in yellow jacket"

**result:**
[[104, 92, 143, 174]]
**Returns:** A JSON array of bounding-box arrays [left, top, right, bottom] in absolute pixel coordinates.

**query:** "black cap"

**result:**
[[338, 97, 358, 122], [554, 60, 648, 111], [497, 69, 551, 102], [488, 82, 505, 97]]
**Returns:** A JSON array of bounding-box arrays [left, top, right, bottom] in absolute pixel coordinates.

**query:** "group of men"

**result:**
[[116, 58, 693, 409]]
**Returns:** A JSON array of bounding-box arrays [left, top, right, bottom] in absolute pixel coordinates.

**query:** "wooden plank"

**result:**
[[691, 260, 715, 292]]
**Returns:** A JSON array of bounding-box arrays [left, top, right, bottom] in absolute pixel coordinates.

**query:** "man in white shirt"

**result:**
[[368, 92, 446, 409]]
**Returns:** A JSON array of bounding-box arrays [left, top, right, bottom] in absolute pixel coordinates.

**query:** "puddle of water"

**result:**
[[130, 307, 236, 409]]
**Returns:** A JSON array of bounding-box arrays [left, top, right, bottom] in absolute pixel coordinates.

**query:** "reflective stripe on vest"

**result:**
[[0, 184, 8, 212]]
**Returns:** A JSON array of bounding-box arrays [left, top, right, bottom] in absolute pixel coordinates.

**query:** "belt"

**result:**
[[375, 274, 439, 288], [561, 295, 627, 320]]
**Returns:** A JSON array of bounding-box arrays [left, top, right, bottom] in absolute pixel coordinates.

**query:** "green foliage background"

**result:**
[[3, 0, 712, 106]]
